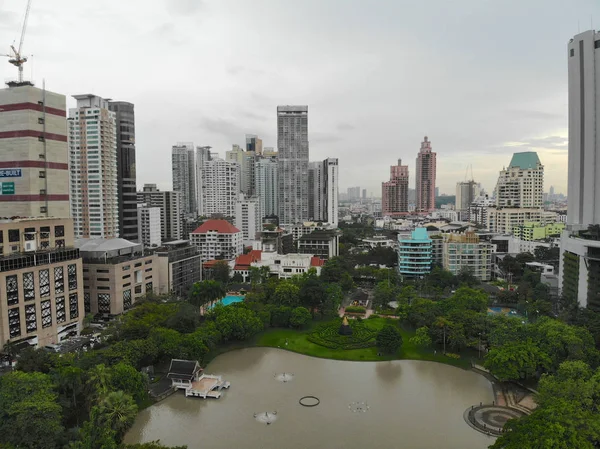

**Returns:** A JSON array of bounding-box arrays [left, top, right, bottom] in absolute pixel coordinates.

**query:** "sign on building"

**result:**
[[0, 182, 15, 195], [0, 169, 22, 178]]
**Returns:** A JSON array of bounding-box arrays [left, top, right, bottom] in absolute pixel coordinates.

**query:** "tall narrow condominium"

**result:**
[[277, 105, 309, 227], [195, 146, 211, 216], [382, 159, 409, 217], [559, 30, 600, 309], [255, 155, 278, 220], [202, 156, 239, 217], [172, 143, 196, 216], [308, 158, 339, 227], [0, 83, 70, 218], [68, 95, 118, 238], [108, 101, 138, 241], [415, 136, 437, 213]]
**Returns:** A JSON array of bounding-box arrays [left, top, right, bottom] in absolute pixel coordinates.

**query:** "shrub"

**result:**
[[345, 306, 366, 314], [445, 352, 461, 359], [307, 318, 378, 350], [376, 325, 403, 354]]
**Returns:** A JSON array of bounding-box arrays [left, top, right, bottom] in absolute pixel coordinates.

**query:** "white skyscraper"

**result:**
[[202, 156, 239, 217], [495, 152, 543, 208], [277, 105, 309, 227], [195, 146, 212, 216], [256, 156, 278, 220], [137, 184, 182, 241], [68, 94, 118, 239], [137, 205, 162, 247], [324, 158, 339, 228], [235, 194, 260, 245], [171, 143, 196, 216]]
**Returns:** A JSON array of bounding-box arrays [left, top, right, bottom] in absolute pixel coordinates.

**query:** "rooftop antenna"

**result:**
[[2, 0, 33, 85]]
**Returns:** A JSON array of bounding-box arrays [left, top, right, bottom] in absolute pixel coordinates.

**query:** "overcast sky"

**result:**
[[2, 0, 598, 196]]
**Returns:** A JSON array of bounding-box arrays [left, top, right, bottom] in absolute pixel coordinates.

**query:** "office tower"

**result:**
[[171, 143, 196, 216], [549, 185, 555, 196], [346, 187, 360, 200], [202, 156, 239, 217], [226, 143, 256, 197], [137, 205, 162, 247], [195, 146, 212, 216], [256, 156, 278, 220], [235, 194, 260, 245], [559, 31, 600, 309], [277, 105, 309, 227], [0, 83, 70, 218], [225, 144, 245, 193], [308, 158, 339, 227], [68, 95, 118, 238], [382, 159, 409, 217], [246, 134, 263, 155], [495, 152, 543, 208], [107, 101, 138, 241], [137, 184, 182, 241], [435, 187, 440, 198], [415, 136, 437, 213], [456, 180, 480, 212], [362, 189, 367, 199]]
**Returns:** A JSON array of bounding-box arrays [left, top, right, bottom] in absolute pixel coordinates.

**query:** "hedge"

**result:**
[[307, 318, 377, 350], [345, 306, 366, 314]]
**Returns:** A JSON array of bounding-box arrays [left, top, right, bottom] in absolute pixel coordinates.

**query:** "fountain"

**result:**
[[274, 372, 295, 383], [254, 411, 278, 425]]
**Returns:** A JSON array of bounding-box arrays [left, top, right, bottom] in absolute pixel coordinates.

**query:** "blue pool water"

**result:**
[[209, 295, 245, 309]]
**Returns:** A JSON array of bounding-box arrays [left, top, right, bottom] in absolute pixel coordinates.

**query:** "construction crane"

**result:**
[[2, 0, 33, 84]]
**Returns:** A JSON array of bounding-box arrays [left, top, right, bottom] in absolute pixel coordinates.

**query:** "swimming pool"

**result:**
[[487, 307, 522, 317], [209, 295, 245, 309]]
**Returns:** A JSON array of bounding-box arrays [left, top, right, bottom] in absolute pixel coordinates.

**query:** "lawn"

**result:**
[[255, 317, 474, 369]]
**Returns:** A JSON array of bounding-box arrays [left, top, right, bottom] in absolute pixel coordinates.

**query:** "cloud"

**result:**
[[199, 117, 249, 140], [337, 122, 355, 131], [505, 109, 564, 120], [311, 132, 342, 144], [167, 0, 204, 16]]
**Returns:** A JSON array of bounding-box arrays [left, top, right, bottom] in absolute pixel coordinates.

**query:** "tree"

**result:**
[[53, 365, 85, 427], [321, 257, 354, 292], [299, 277, 327, 316], [0, 371, 64, 449], [69, 408, 117, 449], [85, 364, 111, 406], [188, 280, 226, 312], [376, 325, 403, 354], [290, 307, 311, 328], [108, 362, 149, 404], [97, 391, 138, 442], [535, 361, 597, 410], [457, 266, 479, 287], [122, 442, 188, 449], [272, 281, 300, 307], [211, 260, 231, 284], [409, 326, 432, 348], [323, 283, 343, 316], [483, 339, 551, 381], [373, 281, 398, 310], [15, 347, 59, 374], [209, 305, 263, 341]]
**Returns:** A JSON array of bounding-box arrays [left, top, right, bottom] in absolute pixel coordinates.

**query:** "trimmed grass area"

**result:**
[[255, 317, 474, 369]]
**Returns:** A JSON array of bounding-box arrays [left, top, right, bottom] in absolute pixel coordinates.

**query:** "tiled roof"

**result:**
[[166, 359, 202, 380], [508, 152, 541, 169], [234, 250, 263, 270], [310, 256, 325, 267], [192, 219, 241, 234]]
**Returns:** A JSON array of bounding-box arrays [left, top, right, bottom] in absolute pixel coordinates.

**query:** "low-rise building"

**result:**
[[512, 221, 565, 241], [153, 240, 202, 297], [253, 253, 324, 279], [0, 218, 84, 349], [397, 228, 432, 277], [443, 232, 493, 281], [362, 236, 396, 249], [297, 229, 340, 259], [190, 219, 244, 262], [77, 238, 157, 316], [488, 208, 558, 234], [559, 229, 600, 309]]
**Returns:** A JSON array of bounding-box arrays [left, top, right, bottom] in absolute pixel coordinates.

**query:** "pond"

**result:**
[[125, 348, 495, 449]]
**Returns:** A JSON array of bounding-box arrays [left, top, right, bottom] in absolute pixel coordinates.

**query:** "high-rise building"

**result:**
[[108, 101, 138, 241], [308, 158, 339, 227], [382, 159, 409, 217], [235, 194, 260, 245], [0, 84, 70, 218], [137, 205, 162, 248], [202, 156, 239, 217], [195, 146, 212, 216], [559, 31, 600, 309], [362, 189, 367, 199], [68, 95, 118, 239], [171, 143, 196, 216], [346, 187, 360, 200], [397, 228, 432, 277], [246, 134, 263, 155], [456, 180, 480, 212], [256, 155, 278, 220], [495, 152, 543, 208], [190, 219, 244, 262], [277, 105, 309, 227], [137, 184, 182, 242], [443, 232, 493, 281], [415, 136, 437, 213]]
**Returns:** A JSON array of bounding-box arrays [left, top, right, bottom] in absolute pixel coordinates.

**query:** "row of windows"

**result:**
[[8, 293, 79, 338], [5, 265, 77, 306]]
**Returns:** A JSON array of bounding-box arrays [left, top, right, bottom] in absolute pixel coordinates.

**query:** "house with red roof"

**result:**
[[232, 250, 263, 282], [190, 219, 244, 262]]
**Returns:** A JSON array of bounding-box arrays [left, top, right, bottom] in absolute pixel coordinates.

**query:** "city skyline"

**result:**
[[2, 0, 596, 196]]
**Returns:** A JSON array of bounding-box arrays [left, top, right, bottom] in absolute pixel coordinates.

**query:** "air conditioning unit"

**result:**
[[24, 241, 37, 252]]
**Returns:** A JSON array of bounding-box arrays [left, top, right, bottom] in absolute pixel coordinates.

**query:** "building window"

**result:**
[[8, 308, 21, 338], [84, 292, 91, 313], [39, 269, 50, 297], [68, 264, 77, 290], [39, 171, 46, 178], [25, 304, 37, 333], [98, 293, 111, 314], [40, 206, 47, 213], [41, 300, 52, 328], [123, 289, 132, 311], [8, 229, 19, 242], [38, 117, 45, 124], [134, 285, 142, 294], [69, 293, 79, 319], [55, 225, 65, 237], [56, 296, 66, 323], [595, 41, 600, 49], [54, 266, 64, 294], [23, 272, 35, 301], [6, 275, 18, 306], [146, 282, 153, 293]]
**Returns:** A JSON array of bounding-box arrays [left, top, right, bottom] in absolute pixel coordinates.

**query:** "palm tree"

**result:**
[[189, 280, 226, 314], [433, 317, 451, 354], [97, 391, 138, 442], [85, 364, 111, 407]]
